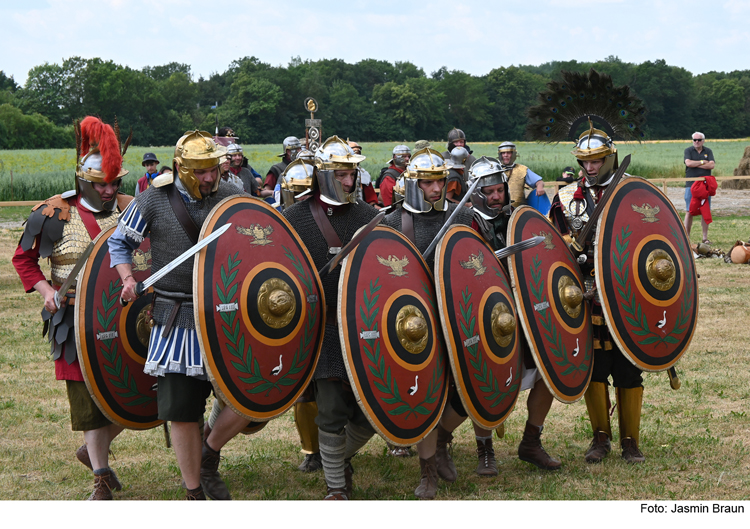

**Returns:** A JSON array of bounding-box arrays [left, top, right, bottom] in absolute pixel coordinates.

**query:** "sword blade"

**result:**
[[494, 235, 546, 260], [55, 240, 95, 308], [135, 223, 232, 296], [422, 176, 482, 261], [318, 210, 386, 278]]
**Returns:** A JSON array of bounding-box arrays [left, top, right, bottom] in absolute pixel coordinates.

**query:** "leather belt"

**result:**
[[310, 200, 342, 254], [401, 208, 415, 244]]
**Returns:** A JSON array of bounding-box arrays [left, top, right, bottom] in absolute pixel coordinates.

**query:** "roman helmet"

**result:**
[[295, 148, 315, 161], [313, 135, 365, 205], [572, 123, 618, 187], [448, 146, 470, 170], [447, 127, 466, 151], [497, 141, 518, 168], [392, 144, 411, 168], [172, 130, 227, 200], [347, 140, 362, 155], [392, 175, 406, 206], [279, 158, 316, 208], [468, 156, 508, 220], [403, 148, 448, 214], [74, 116, 128, 213], [281, 136, 302, 161]]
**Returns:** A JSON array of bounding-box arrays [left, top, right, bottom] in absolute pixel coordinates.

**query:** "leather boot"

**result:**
[[186, 485, 206, 500], [298, 452, 322, 472], [88, 469, 114, 500], [200, 441, 231, 500], [617, 386, 645, 464], [435, 424, 457, 482], [584, 382, 612, 463], [414, 455, 439, 500], [518, 421, 561, 470], [475, 437, 498, 476], [76, 445, 122, 491], [320, 429, 348, 500]]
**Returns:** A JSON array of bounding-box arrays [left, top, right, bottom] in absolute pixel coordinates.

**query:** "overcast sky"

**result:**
[[2, 0, 749, 86]]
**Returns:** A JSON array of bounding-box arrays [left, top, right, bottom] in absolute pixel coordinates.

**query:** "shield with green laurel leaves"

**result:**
[[595, 177, 698, 372], [435, 225, 522, 429], [76, 226, 162, 430], [338, 225, 449, 446], [507, 206, 593, 404], [194, 196, 324, 421]]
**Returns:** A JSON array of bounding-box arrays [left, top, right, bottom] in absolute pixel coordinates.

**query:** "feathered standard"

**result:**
[[526, 69, 646, 142]]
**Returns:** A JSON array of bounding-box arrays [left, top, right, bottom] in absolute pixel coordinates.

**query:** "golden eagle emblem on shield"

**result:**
[[131, 249, 152, 272], [236, 224, 274, 245], [459, 251, 486, 276], [377, 255, 410, 277], [631, 203, 660, 223], [532, 231, 556, 250]]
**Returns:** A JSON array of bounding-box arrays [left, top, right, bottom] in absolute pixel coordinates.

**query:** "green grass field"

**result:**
[[0, 214, 748, 501], [1, 140, 748, 201]]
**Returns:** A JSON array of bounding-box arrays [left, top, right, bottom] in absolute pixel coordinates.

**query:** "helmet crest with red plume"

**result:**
[[74, 116, 128, 212]]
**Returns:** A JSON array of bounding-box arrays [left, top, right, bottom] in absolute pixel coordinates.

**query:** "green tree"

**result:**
[[438, 70, 493, 141], [221, 74, 283, 143], [486, 66, 547, 139]]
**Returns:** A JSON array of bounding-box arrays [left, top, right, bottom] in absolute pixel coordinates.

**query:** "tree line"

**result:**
[[1, 55, 749, 150]]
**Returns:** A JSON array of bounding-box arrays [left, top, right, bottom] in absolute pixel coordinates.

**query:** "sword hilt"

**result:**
[[121, 282, 145, 306]]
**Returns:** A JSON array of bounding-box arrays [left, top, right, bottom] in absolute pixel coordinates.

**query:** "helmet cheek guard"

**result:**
[[468, 156, 508, 220], [313, 135, 365, 206], [403, 148, 449, 214], [572, 128, 618, 187], [173, 131, 226, 200]]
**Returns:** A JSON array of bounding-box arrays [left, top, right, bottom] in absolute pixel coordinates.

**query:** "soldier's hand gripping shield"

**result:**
[[194, 196, 325, 420], [507, 206, 593, 403], [435, 226, 522, 429], [594, 177, 698, 371], [75, 226, 162, 430], [338, 226, 449, 446]]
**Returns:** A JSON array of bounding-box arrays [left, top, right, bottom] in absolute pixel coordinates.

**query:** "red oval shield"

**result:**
[[435, 226, 522, 429], [76, 226, 162, 430], [595, 177, 698, 371], [507, 206, 593, 403], [195, 196, 325, 421], [339, 226, 449, 446]]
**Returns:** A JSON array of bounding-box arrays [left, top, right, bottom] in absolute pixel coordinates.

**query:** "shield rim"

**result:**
[[194, 195, 325, 421], [434, 225, 522, 429], [506, 205, 593, 404], [75, 226, 163, 430], [594, 176, 698, 372], [338, 225, 449, 446]]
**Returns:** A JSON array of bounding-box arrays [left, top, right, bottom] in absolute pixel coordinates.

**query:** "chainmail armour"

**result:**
[[473, 212, 509, 252], [283, 198, 379, 380], [132, 181, 242, 329], [383, 203, 474, 270]]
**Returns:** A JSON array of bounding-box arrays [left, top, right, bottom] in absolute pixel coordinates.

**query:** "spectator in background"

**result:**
[[684, 132, 715, 244], [226, 143, 260, 196], [349, 141, 379, 207], [135, 152, 159, 196], [557, 166, 578, 184], [159, 166, 172, 175]]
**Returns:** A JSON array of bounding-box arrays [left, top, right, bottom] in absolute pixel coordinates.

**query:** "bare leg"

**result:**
[[439, 403, 466, 433], [171, 421, 202, 490], [84, 423, 125, 470], [683, 212, 693, 238], [205, 407, 250, 452], [416, 429, 437, 459], [701, 216, 709, 242], [473, 424, 493, 437], [527, 382, 554, 426]]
